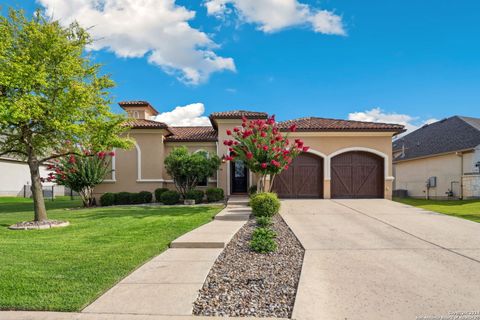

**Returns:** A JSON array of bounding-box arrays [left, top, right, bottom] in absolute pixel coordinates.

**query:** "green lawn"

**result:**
[[0, 197, 223, 311], [394, 197, 480, 223]]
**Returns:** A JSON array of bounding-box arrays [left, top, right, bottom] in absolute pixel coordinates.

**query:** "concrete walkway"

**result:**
[[82, 198, 250, 317], [281, 199, 480, 320]]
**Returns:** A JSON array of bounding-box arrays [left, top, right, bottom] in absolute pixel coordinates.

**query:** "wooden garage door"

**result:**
[[273, 153, 323, 198], [331, 151, 384, 199]]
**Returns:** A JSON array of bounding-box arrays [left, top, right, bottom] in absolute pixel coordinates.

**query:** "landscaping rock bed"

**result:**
[[193, 214, 304, 318], [8, 220, 70, 230]]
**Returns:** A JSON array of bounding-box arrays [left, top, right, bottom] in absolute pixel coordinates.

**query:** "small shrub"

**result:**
[[139, 191, 153, 203], [129, 192, 143, 204], [248, 185, 257, 198], [154, 188, 169, 202], [100, 193, 115, 206], [114, 192, 131, 205], [250, 192, 281, 217], [160, 190, 180, 205], [256, 216, 272, 228], [206, 187, 224, 203], [185, 189, 204, 204], [250, 227, 277, 253]]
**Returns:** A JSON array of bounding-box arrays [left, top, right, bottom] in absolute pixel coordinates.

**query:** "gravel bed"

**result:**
[[193, 214, 305, 318], [8, 220, 70, 230]]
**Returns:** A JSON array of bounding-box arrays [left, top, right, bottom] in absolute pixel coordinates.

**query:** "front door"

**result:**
[[231, 160, 248, 193]]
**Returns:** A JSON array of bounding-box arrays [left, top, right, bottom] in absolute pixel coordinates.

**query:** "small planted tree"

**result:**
[[223, 115, 309, 192], [164, 147, 221, 198], [46, 150, 115, 207], [0, 9, 132, 223]]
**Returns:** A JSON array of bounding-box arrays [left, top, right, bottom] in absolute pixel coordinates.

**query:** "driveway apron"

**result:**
[[281, 199, 480, 320]]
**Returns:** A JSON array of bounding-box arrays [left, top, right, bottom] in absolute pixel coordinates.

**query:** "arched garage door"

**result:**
[[331, 151, 384, 199], [273, 153, 323, 198]]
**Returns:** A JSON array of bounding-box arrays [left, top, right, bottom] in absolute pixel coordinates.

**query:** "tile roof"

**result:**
[[209, 110, 268, 119], [165, 126, 218, 142], [124, 119, 169, 129], [277, 117, 405, 133], [119, 101, 159, 116], [393, 116, 480, 162]]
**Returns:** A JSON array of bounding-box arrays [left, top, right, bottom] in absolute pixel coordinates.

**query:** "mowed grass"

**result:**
[[0, 197, 223, 311], [394, 197, 480, 223]]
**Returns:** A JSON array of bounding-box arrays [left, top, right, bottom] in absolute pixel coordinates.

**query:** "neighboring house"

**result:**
[[95, 101, 405, 200], [393, 116, 480, 199], [0, 157, 63, 197]]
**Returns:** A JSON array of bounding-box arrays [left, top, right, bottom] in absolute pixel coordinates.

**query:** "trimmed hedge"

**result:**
[[206, 187, 224, 203], [139, 191, 153, 203], [100, 193, 115, 206], [185, 189, 204, 204], [114, 192, 131, 205], [160, 190, 180, 205], [103, 191, 153, 206], [250, 192, 281, 217], [154, 188, 169, 202]]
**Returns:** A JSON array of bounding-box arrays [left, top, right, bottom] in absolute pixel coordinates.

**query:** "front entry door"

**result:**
[[231, 160, 248, 193]]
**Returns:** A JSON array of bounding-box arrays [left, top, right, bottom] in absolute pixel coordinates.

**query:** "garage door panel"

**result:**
[[332, 151, 384, 199], [295, 165, 320, 198], [273, 153, 323, 198]]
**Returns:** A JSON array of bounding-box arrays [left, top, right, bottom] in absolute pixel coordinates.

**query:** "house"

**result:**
[[393, 116, 480, 199], [95, 101, 405, 199], [0, 157, 63, 197]]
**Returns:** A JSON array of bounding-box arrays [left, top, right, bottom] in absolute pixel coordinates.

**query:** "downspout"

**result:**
[[460, 152, 464, 199]]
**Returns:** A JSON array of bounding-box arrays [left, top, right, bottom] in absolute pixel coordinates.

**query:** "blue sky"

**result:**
[[4, 0, 480, 130]]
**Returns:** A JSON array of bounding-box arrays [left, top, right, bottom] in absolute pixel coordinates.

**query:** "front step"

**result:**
[[170, 219, 247, 249]]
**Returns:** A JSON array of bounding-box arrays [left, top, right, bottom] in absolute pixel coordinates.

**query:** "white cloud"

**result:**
[[204, 0, 345, 35], [154, 103, 211, 126], [348, 108, 438, 135], [37, 0, 235, 85]]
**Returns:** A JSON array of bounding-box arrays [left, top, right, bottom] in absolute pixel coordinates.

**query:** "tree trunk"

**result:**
[[28, 158, 48, 221]]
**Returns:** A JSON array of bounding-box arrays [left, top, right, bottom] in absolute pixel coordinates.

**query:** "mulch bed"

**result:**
[[193, 214, 305, 318]]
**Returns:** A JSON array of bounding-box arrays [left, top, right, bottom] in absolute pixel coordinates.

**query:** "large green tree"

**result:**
[[0, 9, 132, 222]]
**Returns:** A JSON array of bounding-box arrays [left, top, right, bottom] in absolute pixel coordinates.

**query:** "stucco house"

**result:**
[[95, 101, 405, 200], [0, 157, 62, 197], [393, 116, 480, 199]]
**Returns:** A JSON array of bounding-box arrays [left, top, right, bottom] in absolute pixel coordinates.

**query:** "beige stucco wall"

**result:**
[[393, 151, 476, 199]]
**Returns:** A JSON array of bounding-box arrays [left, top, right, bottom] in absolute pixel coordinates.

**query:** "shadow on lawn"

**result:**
[[73, 205, 222, 221]]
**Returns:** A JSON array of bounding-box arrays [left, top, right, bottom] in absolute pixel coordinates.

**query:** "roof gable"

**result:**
[[393, 116, 480, 161]]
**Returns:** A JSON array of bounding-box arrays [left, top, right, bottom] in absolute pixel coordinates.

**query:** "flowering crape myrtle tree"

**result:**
[[223, 115, 309, 192], [46, 150, 116, 207], [0, 9, 132, 222]]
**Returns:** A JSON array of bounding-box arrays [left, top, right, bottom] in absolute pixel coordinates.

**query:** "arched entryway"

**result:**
[[273, 153, 324, 198], [331, 151, 384, 199]]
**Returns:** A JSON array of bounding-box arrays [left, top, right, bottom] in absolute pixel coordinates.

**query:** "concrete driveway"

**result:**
[[281, 199, 480, 320]]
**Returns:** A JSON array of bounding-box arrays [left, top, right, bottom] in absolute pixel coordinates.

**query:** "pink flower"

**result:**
[[270, 139, 275, 145], [266, 115, 275, 125], [271, 160, 281, 168], [260, 131, 267, 138], [233, 127, 240, 132], [302, 146, 310, 152], [108, 151, 115, 157], [246, 152, 253, 160], [98, 151, 106, 159], [275, 135, 283, 141], [226, 129, 232, 135], [284, 165, 289, 170], [224, 155, 233, 161], [261, 163, 268, 169], [242, 116, 247, 123], [289, 124, 297, 132], [262, 145, 268, 151], [68, 155, 76, 164], [241, 122, 246, 127]]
